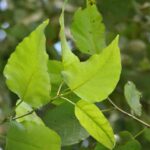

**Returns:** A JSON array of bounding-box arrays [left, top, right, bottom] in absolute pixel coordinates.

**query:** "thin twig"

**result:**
[[101, 108, 114, 113], [12, 90, 73, 121], [108, 97, 150, 128], [12, 110, 35, 120], [57, 81, 64, 96], [60, 97, 75, 106], [15, 100, 23, 110], [134, 127, 146, 138]]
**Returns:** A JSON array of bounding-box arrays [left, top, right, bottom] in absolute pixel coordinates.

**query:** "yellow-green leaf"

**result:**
[[4, 20, 50, 108], [6, 121, 61, 150], [75, 100, 115, 149], [60, 8, 121, 103], [15, 101, 44, 125]]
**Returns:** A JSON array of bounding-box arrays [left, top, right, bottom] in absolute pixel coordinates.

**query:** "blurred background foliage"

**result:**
[[0, 0, 150, 149]]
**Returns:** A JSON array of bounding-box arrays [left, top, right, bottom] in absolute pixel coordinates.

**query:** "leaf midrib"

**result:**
[[76, 104, 114, 146], [72, 46, 114, 92]]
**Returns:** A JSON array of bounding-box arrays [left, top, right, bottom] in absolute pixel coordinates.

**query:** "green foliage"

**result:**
[[124, 81, 142, 116], [15, 101, 44, 125], [47, 60, 63, 84], [95, 143, 109, 150], [75, 100, 115, 149], [115, 140, 141, 150], [1, 0, 149, 149], [4, 20, 51, 108], [60, 8, 121, 103], [6, 121, 61, 150], [71, 4, 106, 54], [42, 102, 89, 146], [144, 128, 150, 142]]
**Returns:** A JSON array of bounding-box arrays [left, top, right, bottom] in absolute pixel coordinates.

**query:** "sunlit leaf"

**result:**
[[15, 100, 44, 125], [124, 81, 142, 116], [6, 121, 61, 150], [60, 8, 121, 103], [71, 4, 106, 54], [75, 100, 115, 149], [4, 20, 50, 108]]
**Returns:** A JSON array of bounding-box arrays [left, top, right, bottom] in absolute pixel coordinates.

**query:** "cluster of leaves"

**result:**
[[0, 0, 150, 149], [2, 0, 122, 149]]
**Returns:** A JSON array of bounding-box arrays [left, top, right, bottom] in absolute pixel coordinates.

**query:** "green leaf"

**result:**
[[48, 60, 63, 84], [117, 131, 133, 144], [95, 143, 109, 150], [144, 128, 150, 142], [124, 81, 142, 116], [15, 100, 44, 125], [4, 20, 50, 108], [42, 102, 89, 146], [60, 8, 121, 103], [114, 131, 141, 150], [115, 140, 141, 150], [6, 121, 61, 150], [71, 4, 106, 54], [75, 100, 115, 149]]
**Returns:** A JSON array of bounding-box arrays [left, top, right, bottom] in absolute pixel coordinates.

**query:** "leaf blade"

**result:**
[[4, 20, 50, 108], [15, 101, 44, 125], [42, 102, 89, 146], [71, 4, 106, 54], [6, 121, 61, 150], [75, 100, 115, 149], [124, 81, 142, 116]]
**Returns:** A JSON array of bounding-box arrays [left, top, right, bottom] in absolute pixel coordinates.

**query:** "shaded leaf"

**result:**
[[115, 140, 141, 150], [4, 20, 50, 108], [71, 4, 106, 54], [42, 102, 89, 146], [144, 128, 150, 142], [95, 143, 109, 150], [124, 81, 142, 116], [116, 131, 133, 144], [6, 121, 61, 150], [75, 100, 115, 149]]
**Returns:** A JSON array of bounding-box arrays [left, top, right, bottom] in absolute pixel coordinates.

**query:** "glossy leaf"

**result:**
[[71, 4, 106, 54], [42, 102, 89, 146], [75, 100, 115, 149], [124, 81, 142, 116], [4, 20, 50, 108], [6, 121, 61, 150], [15, 100, 44, 125]]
